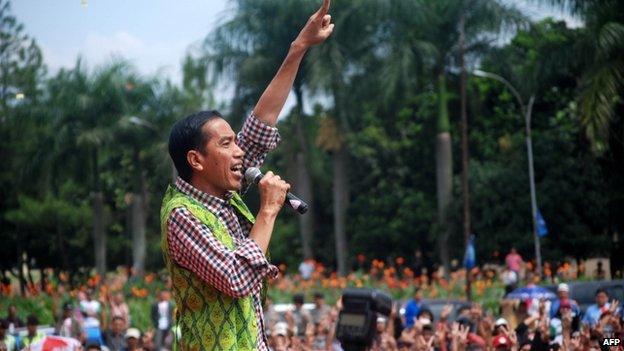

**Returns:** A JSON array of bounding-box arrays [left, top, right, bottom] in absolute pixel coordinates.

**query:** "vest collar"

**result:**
[[174, 177, 234, 214]]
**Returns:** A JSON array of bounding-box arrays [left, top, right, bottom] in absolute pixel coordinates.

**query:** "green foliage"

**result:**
[[1, 0, 623, 287]]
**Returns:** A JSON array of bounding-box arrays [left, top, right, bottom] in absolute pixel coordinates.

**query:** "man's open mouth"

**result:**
[[230, 164, 243, 178]]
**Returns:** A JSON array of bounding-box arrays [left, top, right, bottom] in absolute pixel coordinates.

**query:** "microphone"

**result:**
[[244, 167, 309, 214]]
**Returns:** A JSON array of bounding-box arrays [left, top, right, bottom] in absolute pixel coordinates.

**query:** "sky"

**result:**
[[12, 0, 231, 83], [12, 0, 581, 108]]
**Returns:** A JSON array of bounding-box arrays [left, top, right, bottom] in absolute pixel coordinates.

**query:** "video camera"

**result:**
[[336, 288, 393, 351]]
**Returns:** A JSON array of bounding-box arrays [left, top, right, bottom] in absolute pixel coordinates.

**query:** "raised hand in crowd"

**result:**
[[450, 322, 469, 351], [414, 334, 434, 351], [609, 299, 619, 314], [499, 324, 519, 351], [440, 304, 453, 322]]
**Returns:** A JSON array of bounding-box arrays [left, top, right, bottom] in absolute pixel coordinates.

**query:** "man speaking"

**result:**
[[160, 0, 333, 349]]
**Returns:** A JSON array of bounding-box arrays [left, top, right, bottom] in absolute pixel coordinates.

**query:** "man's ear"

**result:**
[[187, 150, 204, 172]]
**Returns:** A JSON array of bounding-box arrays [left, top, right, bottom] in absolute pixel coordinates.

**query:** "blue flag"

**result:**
[[536, 209, 548, 237], [463, 235, 476, 269]]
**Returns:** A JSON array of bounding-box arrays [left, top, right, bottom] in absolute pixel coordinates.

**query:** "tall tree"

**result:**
[[540, 0, 624, 151], [206, 0, 322, 259], [0, 0, 46, 291], [309, 0, 381, 275], [380, 0, 524, 274]]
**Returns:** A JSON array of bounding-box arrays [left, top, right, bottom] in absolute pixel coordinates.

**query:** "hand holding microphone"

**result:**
[[245, 167, 309, 215]]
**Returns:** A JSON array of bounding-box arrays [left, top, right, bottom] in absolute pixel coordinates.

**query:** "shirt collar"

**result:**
[[174, 177, 233, 213]]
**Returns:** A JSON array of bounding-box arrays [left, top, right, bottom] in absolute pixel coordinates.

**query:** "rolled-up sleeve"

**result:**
[[167, 207, 278, 298], [237, 114, 280, 170]]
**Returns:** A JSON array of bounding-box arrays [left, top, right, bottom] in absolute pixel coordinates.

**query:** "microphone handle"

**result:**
[[286, 192, 309, 214]]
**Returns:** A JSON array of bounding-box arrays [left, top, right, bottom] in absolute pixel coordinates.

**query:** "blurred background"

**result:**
[[1, 0, 623, 332]]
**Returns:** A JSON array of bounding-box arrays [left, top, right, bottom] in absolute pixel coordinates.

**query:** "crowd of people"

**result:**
[[261, 285, 623, 351], [0, 248, 621, 350], [0, 289, 173, 351]]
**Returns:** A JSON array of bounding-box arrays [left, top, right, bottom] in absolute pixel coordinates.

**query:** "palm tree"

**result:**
[[539, 0, 623, 151], [308, 0, 381, 276], [206, 0, 322, 260], [380, 0, 524, 275], [46, 60, 113, 278], [48, 60, 151, 278]]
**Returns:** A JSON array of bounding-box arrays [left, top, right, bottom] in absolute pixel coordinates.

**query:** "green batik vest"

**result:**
[[160, 185, 259, 351]]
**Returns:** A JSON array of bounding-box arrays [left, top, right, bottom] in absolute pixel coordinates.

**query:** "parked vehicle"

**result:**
[[543, 279, 624, 312], [397, 299, 467, 321]]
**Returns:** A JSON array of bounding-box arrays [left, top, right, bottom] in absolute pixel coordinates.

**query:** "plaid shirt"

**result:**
[[166, 114, 280, 350]]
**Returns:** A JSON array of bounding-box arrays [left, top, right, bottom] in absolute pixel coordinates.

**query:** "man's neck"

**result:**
[[190, 176, 228, 199]]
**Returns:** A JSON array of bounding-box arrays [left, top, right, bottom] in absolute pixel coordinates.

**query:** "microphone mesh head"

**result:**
[[244, 167, 262, 184]]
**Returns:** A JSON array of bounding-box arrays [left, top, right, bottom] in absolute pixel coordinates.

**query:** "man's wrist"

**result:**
[[290, 40, 309, 55], [257, 207, 280, 221]]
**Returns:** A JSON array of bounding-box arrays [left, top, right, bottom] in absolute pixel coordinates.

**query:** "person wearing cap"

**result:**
[[269, 322, 290, 351], [123, 328, 142, 351], [159, 1, 334, 350], [492, 334, 513, 351], [0, 319, 16, 351], [581, 288, 612, 327], [493, 318, 509, 335], [549, 283, 580, 318], [55, 303, 85, 342], [548, 299, 580, 347]]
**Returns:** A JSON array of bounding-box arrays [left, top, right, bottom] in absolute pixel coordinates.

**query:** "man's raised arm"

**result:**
[[252, 0, 334, 127]]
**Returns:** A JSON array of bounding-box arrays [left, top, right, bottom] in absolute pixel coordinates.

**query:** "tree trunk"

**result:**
[[435, 74, 453, 279], [130, 192, 146, 277], [92, 192, 106, 278], [332, 147, 349, 276], [91, 148, 106, 279], [131, 150, 148, 278], [330, 77, 350, 277], [293, 84, 314, 260]]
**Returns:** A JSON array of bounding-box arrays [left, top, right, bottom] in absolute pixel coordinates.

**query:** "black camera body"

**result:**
[[336, 288, 393, 351]]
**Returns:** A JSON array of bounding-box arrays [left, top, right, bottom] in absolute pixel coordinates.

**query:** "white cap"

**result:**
[[419, 317, 432, 326], [125, 328, 141, 339], [495, 318, 508, 327], [557, 283, 570, 292], [273, 322, 288, 337], [377, 316, 387, 324]]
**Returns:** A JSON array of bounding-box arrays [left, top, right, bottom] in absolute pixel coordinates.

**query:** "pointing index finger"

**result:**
[[317, 0, 330, 18]]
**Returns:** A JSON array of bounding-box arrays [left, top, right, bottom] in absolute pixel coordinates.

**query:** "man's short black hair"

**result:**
[[86, 343, 102, 351], [26, 315, 38, 326], [293, 294, 304, 304], [595, 288, 608, 296], [417, 308, 433, 320], [168, 110, 223, 182]]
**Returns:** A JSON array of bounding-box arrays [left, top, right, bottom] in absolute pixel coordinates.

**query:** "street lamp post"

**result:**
[[472, 70, 542, 276]]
